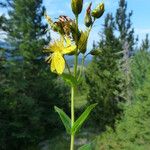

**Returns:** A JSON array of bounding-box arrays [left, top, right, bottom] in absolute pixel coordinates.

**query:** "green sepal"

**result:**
[[61, 73, 78, 87], [71, 103, 97, 134], [54, 106, 71, 134]]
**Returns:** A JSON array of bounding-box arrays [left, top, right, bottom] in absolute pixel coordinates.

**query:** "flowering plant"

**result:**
[[44, 1, 104, 149]]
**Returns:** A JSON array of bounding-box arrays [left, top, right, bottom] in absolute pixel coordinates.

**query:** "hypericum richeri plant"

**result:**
[[44, 1, 104, 149]]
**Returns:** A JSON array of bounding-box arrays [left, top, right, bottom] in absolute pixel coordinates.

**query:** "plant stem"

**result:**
[[70, 86, 75, 150], [65, 59, 71, 74], [74, 15, 79, 77], [70, 14, 79, 150]]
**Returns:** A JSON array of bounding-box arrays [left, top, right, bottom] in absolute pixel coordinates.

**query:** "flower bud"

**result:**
[[91, 2, 104, 19], [84, 2, 92, 27], [90, 49, 101, 55], [78, 30, 89, 54], [71, 0, 83, 16], [44, 12, 53, 26]]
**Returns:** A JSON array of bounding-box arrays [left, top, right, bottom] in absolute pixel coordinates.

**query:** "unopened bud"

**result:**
[[78, 31, 89, 54], [84, 2, 92, 27], [90, 49, 101, 55], [71, 0, 83, 16], [44, 12, 53, 26], [91, 3, 104, 19]]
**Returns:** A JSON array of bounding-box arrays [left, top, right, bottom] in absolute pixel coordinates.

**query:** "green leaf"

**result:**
[[61, 73, 78, 87], [54, 106, 71, 134], [78, 143, 92, 150], [103, 70, 111, 77], [72, 103, 97, 134]]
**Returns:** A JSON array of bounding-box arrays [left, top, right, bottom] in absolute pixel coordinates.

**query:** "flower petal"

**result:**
[[51, 52, 65, 74], [51, 55, 55, 72], [63, 37, 76, 54], [62, 45, 76, 54], [65, 37, 71, 46]]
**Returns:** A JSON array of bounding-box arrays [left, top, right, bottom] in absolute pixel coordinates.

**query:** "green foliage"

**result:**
[[86, 13, 123, 130], [116, 0, 136, 103], [0, 0, 70, 149], [96, 49, 150, 150], [131, 50, 150, 99], [78, 143, 92, 150], [85, 0, 136, 131], [140, 34, 150, 51], [116, 0, 135, 51], [96, 89, 150, 149]]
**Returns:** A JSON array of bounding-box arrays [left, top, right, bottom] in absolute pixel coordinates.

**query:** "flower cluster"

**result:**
[[44, 1, 105, 75]]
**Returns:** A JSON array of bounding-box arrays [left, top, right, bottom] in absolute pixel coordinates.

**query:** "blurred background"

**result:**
[[0, 0, 150, 149]]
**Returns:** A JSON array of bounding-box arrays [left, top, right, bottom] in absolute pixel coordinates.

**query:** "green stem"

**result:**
[[70, 86, 75, 150], [77, 21, 95, 81], [74, 52, 78, 77], [74, 14, 79, 77], [70, 14, 79, 150], [65, 59, 71, 75]]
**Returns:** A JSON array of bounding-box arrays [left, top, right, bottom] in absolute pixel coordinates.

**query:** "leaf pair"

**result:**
[[54, 103, 97, 135]]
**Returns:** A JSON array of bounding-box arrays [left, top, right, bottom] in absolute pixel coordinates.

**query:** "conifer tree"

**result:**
[[0, 0, 69, 149], [96, 50, 150, 150], [116, 0, 135, 51], [116, 0, 135, 102], [140, 34, 150, 51], [86, 13, 123, 130]]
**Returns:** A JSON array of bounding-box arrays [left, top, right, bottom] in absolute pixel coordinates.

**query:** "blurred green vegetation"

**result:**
[[95, 50, 150, 150]]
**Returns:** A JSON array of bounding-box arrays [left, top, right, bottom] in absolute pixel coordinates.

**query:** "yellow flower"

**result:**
[[45, 37, 76, 74]]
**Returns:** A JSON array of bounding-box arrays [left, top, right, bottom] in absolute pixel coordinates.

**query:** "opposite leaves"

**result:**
[[72, 103, 97, 134], [54, 106, 71, 134]]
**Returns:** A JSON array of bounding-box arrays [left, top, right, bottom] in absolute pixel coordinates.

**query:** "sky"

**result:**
[[0, 0, 150, 49], [43, 0, 150, 49]]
